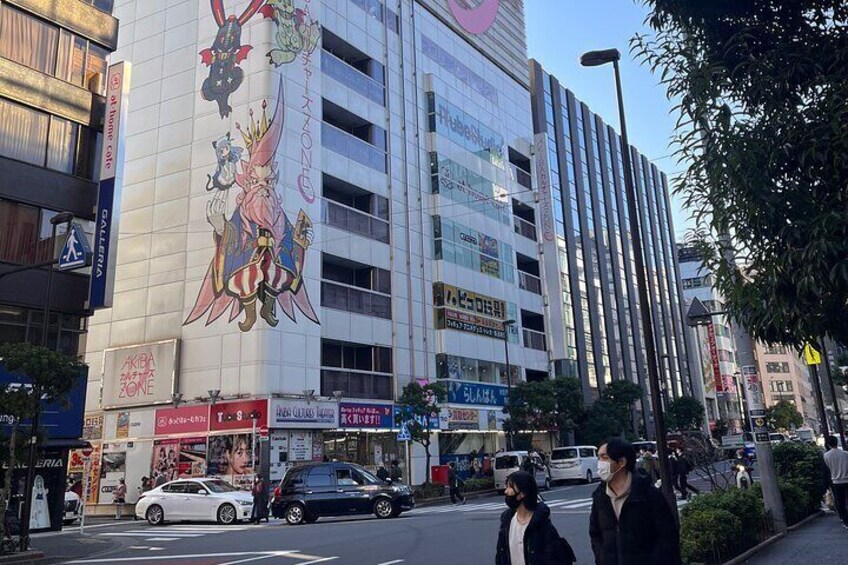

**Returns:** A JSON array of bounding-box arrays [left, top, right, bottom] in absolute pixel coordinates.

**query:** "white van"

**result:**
[[493, 451, 551, 492], [549, 446, 599, 484]]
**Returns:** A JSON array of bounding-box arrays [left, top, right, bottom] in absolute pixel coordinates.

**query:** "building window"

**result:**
[[764, 345, 788, 355], [320, 339, 393, 400], [0, 97, 98, 178], [765, 362, 790, 374], [433, 215, 515, 283], [0, 199, 95, 266], [0, 305, 86, 356], [321, 254, 391, 319], [0, 5, 109, 93], [436, 353, 517, 385], [321, 174, 389, 243]]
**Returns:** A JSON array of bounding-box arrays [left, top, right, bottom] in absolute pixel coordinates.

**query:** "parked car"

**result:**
[[493, 451, 550, 492], [769, 433, 789, 445], [135, 479, 253, 526], [548, 446, 599, 484], [631, 441, 657, 454], [271, 462, 414, 525], [63, 491, 82, 525]]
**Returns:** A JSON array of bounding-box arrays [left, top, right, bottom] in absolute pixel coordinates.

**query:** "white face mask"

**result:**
[[598, 460, 613, 482]]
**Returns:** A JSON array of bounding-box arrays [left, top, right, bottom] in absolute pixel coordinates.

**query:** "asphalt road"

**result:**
[[33, 477, 701, 565]]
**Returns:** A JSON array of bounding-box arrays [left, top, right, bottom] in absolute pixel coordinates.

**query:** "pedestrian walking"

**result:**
[[376, 465, 389, 482], [589, 438, 680, 564], [448, 461, 466, 505], [251, 474, 269, 524], [641, 447, 660, 482], [824, 435, 848, 529], [495, 470, 576, 564], [674, 448, 699, 500], [390, 459, 403, 483], [113, 478, 127, 520]]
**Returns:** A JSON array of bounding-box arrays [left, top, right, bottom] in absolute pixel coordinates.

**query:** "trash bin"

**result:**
[[431, 464, 449, 485]]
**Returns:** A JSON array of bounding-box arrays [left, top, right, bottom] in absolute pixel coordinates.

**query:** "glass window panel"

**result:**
[[0, 6, 59, 75], [0, 200, 39, 264], [0, 97, 49, 166], [56, 31, 86, 86], [46, 117, 78, 173]]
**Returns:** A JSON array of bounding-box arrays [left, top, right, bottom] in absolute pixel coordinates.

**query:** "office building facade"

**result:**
[[530, 60, 690, 432], [79, 0, 548, 502]]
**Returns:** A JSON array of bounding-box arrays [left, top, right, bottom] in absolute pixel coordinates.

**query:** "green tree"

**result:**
[[394, 381, 446, 486], [504, 377, 584, 446], [633, 1, 848, 345], [831, 352, 848, 388], [766, 400, 804, 431], [666, 396, 705, 431], [579, 380, 643, 445], [0, 342, 85, 547]]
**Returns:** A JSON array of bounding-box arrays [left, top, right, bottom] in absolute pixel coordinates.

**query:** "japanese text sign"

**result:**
[[339, 403, 393, 428], [155, 404, 210, 435], [102, 340, 179, 409]]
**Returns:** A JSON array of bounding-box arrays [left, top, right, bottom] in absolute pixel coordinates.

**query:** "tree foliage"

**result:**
[[578, 380, 643, 446], [665, 396, 705, 431], [765, 399, 804, 431], [633, 1, 848, 346], [395, 381, 446, 486], [504, 377, 584, 443]]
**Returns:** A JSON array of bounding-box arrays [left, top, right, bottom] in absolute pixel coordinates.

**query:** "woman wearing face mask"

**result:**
[[495, 471, 576, 564], [589, 438, 680, 564]]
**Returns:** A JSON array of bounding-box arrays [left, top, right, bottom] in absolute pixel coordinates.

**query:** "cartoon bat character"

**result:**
[[200, 0, 265, 118]]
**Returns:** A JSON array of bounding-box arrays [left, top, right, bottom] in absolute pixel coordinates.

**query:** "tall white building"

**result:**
[[79, 0, 548, 503]]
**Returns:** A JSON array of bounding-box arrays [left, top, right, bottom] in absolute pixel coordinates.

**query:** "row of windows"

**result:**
[[0, 304, 86, 357], [0, 199, 94, 266], [764, 345, 789, 355], [435, 353, 516, 385], [681, 275, 712, 289], [766, 362, 791, 374], [0, 4, 109, 93], [769, 380, 794, 393], [0, 96, 99, 178]]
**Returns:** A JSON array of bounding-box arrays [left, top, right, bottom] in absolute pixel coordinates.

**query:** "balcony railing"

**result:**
[[321, 50, 385, 106], [320, 368, 393, 400], [322, 200, 389, 244], [518, 271, 542, 295], [322, 121, 387, 173], [513, 216, 538, 241], [523, 328, 547, 351], [321, 280, 392, 320]]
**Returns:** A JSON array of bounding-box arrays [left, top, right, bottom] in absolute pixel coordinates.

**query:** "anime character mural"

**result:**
[[260, 0, 320, 67], [200, 0, 266, 118], [185, 82, 319, 332], [206, 133, 243, 191]]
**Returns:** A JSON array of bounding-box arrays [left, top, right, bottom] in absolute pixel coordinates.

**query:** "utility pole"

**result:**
[[819, 340, 847, 448]]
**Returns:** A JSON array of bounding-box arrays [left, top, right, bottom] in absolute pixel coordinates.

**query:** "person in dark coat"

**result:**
[[448, 461, 466, 504], [251, 474, 269, 524], [495, 470, 576, 565], [376, 465, 389, 482], [589, 438, 680, 565], [389, 460, 403, 483], [673, 448, 699, 500]]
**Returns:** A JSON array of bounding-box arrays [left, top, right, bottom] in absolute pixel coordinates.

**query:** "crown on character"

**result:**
[[236, 100, 269, 152]]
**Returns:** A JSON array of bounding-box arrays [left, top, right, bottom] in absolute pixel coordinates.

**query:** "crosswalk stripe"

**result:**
[[98, 533, 204, 538]]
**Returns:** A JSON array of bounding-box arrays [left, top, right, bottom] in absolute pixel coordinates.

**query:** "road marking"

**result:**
[[218, 552, 299, 565], [144, 538, 180, 542], [376, 560, 405, 565], [65, 550, 301, 563], [293, 558, 338, 565], [99, 532, 204, 538]]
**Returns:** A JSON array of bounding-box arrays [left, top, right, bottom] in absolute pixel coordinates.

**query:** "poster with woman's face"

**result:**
[[207, 434, 254, 489], [152, 439, 181, 483]]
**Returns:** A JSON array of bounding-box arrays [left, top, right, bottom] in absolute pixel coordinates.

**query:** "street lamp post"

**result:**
[[502, 319, 516, 450], [580, 48, 677, 517]]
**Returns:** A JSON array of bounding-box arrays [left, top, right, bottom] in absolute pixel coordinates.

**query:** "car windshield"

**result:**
[[551, 448, 578, 460], [496, 455, 519, 469], [203, 480, 238, 493]]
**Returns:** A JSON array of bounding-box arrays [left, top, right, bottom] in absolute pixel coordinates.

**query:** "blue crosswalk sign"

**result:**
[[397, 423, 412, 442], [58, 222, 92, 271]]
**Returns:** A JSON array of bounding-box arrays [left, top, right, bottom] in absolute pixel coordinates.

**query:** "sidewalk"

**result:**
[[743, 513, 848, 564]]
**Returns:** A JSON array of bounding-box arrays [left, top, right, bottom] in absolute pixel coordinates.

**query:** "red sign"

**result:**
[[81, 447, 93, 458], [706, 322, 724, 392], [210, 399, 268, 431], [259, 426, 269, 438], [155, 404, 210, 435]]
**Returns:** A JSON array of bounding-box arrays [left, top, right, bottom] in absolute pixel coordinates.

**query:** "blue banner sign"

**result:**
[[393, 406, 440, 431], [447, 380, 508, 407]]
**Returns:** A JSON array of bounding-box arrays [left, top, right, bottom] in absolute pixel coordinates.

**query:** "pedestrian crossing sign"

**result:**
[[57, 222, 92, 271], [803, 343, 822, 366], [397, 423, 411, 442]]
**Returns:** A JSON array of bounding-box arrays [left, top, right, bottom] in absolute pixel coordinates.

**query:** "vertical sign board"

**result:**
[[741, 365, 770, 442], [706, 323, 724, 392], [89, 61, 131, 309]]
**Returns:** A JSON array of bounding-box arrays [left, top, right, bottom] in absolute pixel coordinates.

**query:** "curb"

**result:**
[[0, 551, 46, 564], [415, 489, 498, 508], [722, 511, 824, 565]]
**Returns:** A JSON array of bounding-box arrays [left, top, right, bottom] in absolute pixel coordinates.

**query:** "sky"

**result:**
[[524, 0, 692, 239]]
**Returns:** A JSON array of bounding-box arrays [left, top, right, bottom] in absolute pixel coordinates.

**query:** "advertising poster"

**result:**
[[152, 439, 181, 483], [81, 414, 103, 441], [85, 444, 102, 504], [289, 431, 312, 462], [11, 455, 66, 532], [207, 433, 255, 490], [99, 445, 126, 503], [179, 437, 208, 477], [116, 411, 130, 439]]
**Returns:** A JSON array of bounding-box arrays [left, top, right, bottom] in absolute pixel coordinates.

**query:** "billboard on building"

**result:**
[[101, 340, 179, 409]]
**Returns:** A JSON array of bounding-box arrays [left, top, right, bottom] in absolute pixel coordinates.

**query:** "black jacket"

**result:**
[[589, 472, 680, 565], [496, 502, 576, 565]]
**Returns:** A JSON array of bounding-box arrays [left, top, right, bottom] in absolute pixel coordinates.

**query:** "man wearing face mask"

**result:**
[[495, 471, 576, 564], [589, 438, 680, 564]]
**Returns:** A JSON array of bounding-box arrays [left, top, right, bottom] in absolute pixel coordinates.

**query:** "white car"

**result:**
[[135, 479, 254, 526], [493, 451, 551, 492], [549, 446, 599, 484]]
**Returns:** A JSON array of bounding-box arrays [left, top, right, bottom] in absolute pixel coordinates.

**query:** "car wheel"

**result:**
[[586, 470, 594, 484], [285, 503, 306, 525], [146, 505, 164, 526], [373, 498, 395, 519], [217, 503, 237, 525]]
